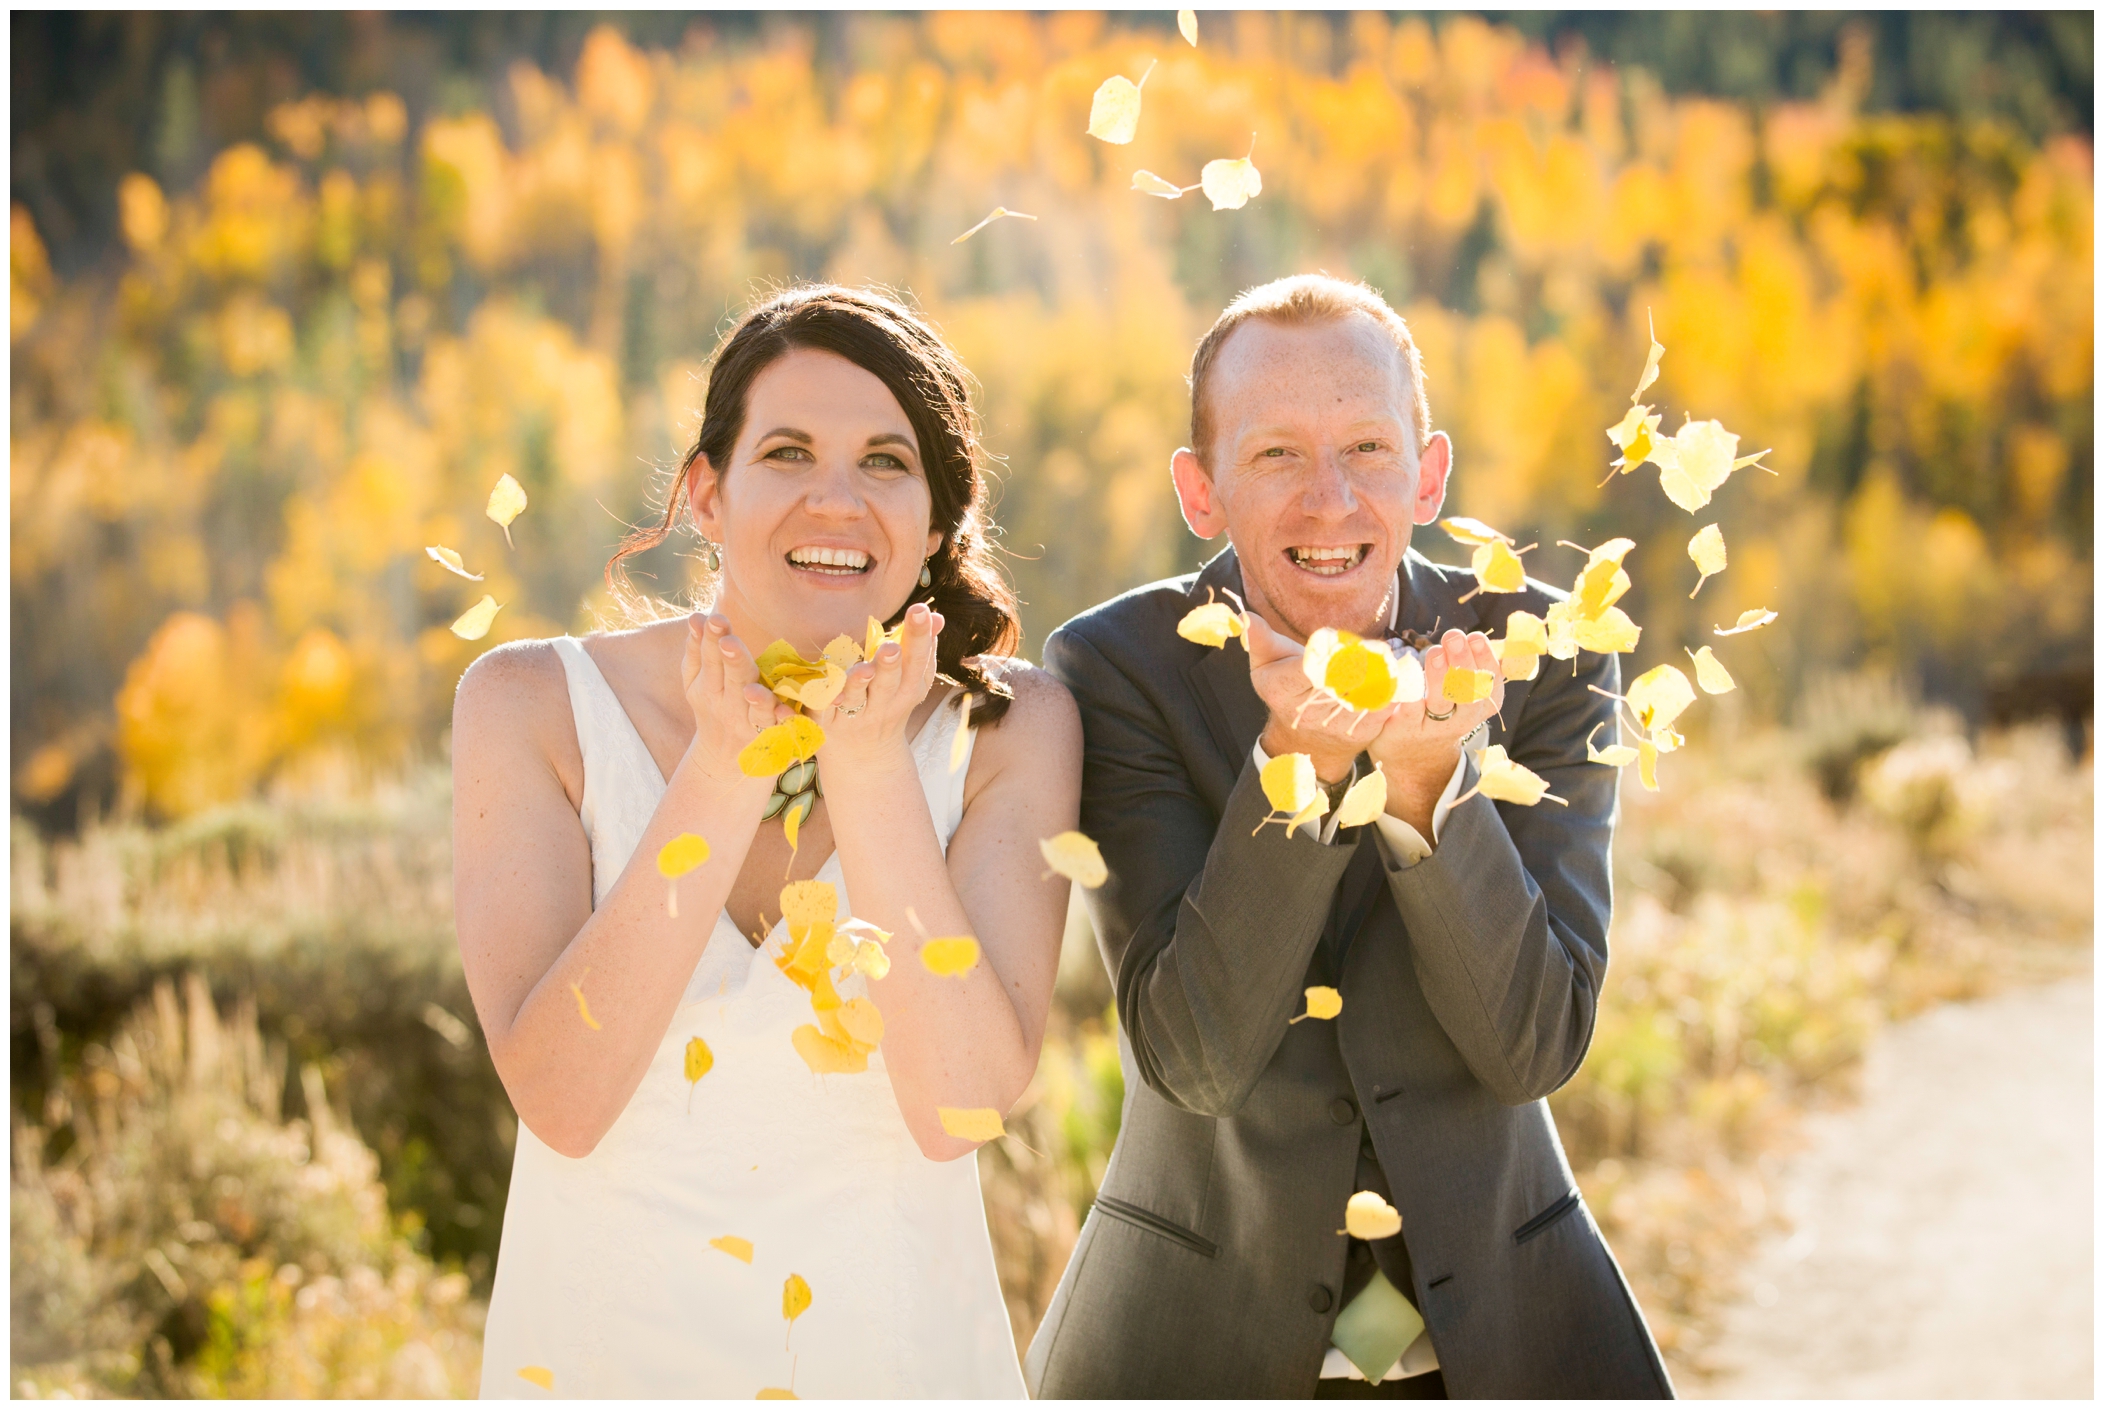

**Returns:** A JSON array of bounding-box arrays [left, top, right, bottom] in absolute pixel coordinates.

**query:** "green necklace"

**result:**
[[763, 756, 820, 831]]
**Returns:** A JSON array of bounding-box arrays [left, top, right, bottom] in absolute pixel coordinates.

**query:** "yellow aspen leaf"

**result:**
[[791, 1023, 866, 1075], [1260, 751, 1322, 818], [863, 615, 904, 661], [938, 1106, 1006, 1142], [1687, 524, 1727, 597], [757, 1391, 798, 1400], [1638, 738, 1660, 792], [755, 640, 818, 688], [1039, 830, 1108, 888], [1605, 404, 1662, 474], [517, 1366, 555, 1391], [1177, 601, 1247, 647], [951, 693, 973, 771], [1585, 721, 1640, 768], [1569, 538, 1636, 616], [1443, 667, 1495, 705], [1440, 515, 1513, 547], [807, 967, 843, 1014], [820, 634, 861, 669], [708, 1235, 753, 1264], [1626, 665, 1697, 732], [1492, 638, 1541, 683], [1656, 420, 1767, 513], [737, 717, 825, 777], [486, 473, 528, 547], [834, 996, 884, 1049], [1714, 608, 1778, 636], [570, 969, 601, 1031], [1133, 169, 1195, 199], [780, 880, 838, 935], [921, 936, 981, 977], [425, 544, 483, 581], [1495, 610, 1548, 682], [1631, 312, 1665, 402], [1462, 745, 1565, 808], [1178, 8, 1198, 44], [1687, 646, 1736, 695], [450, 595, 502, 641], [1290, 984, 1343, 1024], [1334, 766, 1387, 828], [782, 795, 803, 857], [1569, 606, 1641, 655], [1086, 61, 1155, 144], [1302, 628, 1404, 711], [658, 832, 711, 878], [685, 1036, 714, 1112], [950, 206, 1038, 245], [793, 661, 847, 712], [1468, 540, 1528, 596], [782, 1273, 812, 1343], [1342, 1190, 1402, 1241], [1200, 149, 1262, 211]]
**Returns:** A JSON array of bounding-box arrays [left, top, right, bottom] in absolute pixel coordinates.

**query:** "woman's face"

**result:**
[[692, 346, 943, 656]]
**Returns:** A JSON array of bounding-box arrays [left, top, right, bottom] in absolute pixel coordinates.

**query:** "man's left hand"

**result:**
[[1369, 628, 1505, 838]]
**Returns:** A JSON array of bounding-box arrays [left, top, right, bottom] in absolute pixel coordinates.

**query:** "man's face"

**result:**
[[1170, 314, 1451, 643]]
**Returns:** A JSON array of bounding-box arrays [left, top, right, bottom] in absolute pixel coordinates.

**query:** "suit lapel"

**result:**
[[1182, 549, 1269, 771]]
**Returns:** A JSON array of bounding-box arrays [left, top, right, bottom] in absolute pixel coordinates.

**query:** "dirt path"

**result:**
[[1698, 975, 2093, 1399]]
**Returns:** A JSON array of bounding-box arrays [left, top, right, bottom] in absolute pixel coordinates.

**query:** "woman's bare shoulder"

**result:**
[[967, 657, 1080, 759], [452, 640, 583, 789]]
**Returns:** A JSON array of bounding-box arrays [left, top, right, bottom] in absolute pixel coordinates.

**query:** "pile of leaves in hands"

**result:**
[[10, 787, 516, 1296], [12, 975, 484, 1398]]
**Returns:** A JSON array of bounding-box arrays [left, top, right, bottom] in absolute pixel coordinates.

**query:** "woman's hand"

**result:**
[[681, 613, 796, 783], [814, 602, 945, 777]]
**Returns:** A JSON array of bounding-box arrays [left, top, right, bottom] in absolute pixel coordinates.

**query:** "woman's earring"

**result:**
[[919, 559, 933, 589], [704, 540, 723, 573]]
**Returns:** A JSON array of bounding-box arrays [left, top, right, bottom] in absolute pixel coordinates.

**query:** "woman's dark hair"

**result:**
[[610, 285, 1020, 724]]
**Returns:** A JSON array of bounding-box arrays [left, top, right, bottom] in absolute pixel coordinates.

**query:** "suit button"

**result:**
[[1308, 1284, 1334, 1314], [1330, 1097, 1357, 1125]]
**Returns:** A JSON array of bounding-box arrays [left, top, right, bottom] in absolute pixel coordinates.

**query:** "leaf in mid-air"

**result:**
[[1178, 8, 1198, 44], [737, 717, 825, 777], [1687, 646, 1736, 695], [450, 595, 502, 641], [1687, 524, 1727, 597], [658, 833, 711, 914], [1334, 766, 1387, 828], [1289, 985, 1343, 1024], [1341, 1190, 1402, 1241], [486, 473, 528, 548], [1461, 745, 1564, 808], [425, 545, 483, 580], [1585, 721, 1640, 768], [1258, 752, 1326, 832], [920, 936, 981, 977], [951, 206, 1039, 245], [1439, 516, 1513, 547], [708, 1235, 753, 1264], [1714, 608, 1778, 636], [1495, 609, 1548, 682], [1442, 667, 1495, 705], [781, 1273, 812, 1346], [1626, 664, 1698, 733], [790, 1023, 866, 1075], [1468, 539, 1529, 595], [1133, 169, 1196, 199], [1039, 831, 1108, 888], [1086, 61, 1156, 144], [569, 969, 601, 1031], [1177, 600, 1247, 646], [938, 1106, 1007, 1142], [1200, 152, 1263, 210], [517, 1366, 555, 1391]]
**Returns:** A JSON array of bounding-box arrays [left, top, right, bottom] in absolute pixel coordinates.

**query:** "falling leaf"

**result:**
[[1290, 984, 1343, 1024], [1638, 737, 1660, 792], [1334, 766, 1387, 828], [1439, 516, 1513, 547], [1302, 628, 1406, 711], [791, 1023, 866, 1075], [1178, 8, 1198, 44], [1632, 312, 1665, 402], [1585, 721, 1640, 768], [863, 615, 904, 662], [1460, 745, 1564, 808], [780, 880, 838, 934], [950, 693, 973, 771], [1687, 524, 1727, 597], [1626, 665, 1697, 733], [1687, 646, 1736, 695], [568, 968, 603, 1030], [1714, 608, 1778, 636], [1039, 831, 1108, 888], [1467, 539, 1528, 596], [450, 595, 502, 641], [658, 833, 711, 914], [950, 206, 1039, 245], [1342, 1190, 1402, 1241], [920, 936, 981, 977], [425, 545, 483, 581], [517, 1366, 555, 1391], [820, 634, 861, 669], [1569, 607, 1641, 655], [1086, 61, 1156, 144], [1495, 610, 1548, 682], [757, 1391, 798, 1401], [486, 473, 528, 548], [1258, 751, 1325, 827], [1132, 169, 1195, 199], [1442, 667, 1495, 705], [1604, 404, 1662, 476], [738, 717, 825, 777], [1177, 600, 1247, 646], [685, 1037, 714, 1112], [1656, 419, 1771, 513], [708, 1235, 754, 1265], [1200, 148, 1263, 211], [832, 997, 884, 1050], [1569, 538, 1637, 616], [938, 1106, 1007, 1142], [782, 1273, 812, 1347]]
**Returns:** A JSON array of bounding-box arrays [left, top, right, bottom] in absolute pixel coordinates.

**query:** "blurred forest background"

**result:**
[[11, 10, 2093, 1397]]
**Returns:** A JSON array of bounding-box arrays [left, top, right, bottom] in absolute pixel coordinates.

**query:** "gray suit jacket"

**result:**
[[1026, 547, 1673, 1399]]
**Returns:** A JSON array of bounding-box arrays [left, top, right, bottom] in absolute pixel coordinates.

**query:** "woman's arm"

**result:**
[[819, 606, 1082, 1160], [452, 618, 785, 1158]]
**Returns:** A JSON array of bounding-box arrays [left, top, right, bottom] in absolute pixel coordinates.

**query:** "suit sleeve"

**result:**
[[1044, 625, 1355, 1118], [1377, 646, 1622, 1105]]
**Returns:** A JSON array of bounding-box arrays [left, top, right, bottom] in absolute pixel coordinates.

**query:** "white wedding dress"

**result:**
[[477, 638, 1025, 1399]]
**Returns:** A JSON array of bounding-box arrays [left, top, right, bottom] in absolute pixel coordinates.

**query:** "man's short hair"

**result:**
[[1187, 274, 1432, 469]]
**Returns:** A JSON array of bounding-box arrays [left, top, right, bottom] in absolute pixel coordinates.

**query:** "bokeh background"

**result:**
[[11, 11, 2092, 1398]]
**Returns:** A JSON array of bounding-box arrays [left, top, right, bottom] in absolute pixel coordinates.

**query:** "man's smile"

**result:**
[[1286, 544, 1371, 577]]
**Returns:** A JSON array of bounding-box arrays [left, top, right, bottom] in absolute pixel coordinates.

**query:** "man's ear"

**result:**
[[689, 459, 724, 541], [1411, 432, 1453, 526], [1170, 448, 1228, 540]]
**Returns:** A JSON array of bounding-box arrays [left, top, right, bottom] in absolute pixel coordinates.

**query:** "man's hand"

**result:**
[[1246, 613, 1398, 784], [1369, 628, 1505, 837]]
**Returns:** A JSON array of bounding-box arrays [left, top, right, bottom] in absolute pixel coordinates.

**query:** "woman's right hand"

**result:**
[[681, 613, 794, 782]]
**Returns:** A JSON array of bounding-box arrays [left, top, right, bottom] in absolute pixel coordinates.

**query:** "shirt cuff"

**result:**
[[1370, 751, 1467, 866]]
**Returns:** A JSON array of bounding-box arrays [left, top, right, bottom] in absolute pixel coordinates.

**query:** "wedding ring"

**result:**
[[839, 702, 864, 717], [1423, 701, 1458, 722]]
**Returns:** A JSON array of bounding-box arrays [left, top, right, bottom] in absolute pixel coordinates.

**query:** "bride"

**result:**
[[453, 286, 1079, 1398]]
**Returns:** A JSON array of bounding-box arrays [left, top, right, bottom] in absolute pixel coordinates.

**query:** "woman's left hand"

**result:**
[[815, 601, 944, 776]]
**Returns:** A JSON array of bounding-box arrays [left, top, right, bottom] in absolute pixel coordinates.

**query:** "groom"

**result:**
[[1027, 275, 1672, 1399]]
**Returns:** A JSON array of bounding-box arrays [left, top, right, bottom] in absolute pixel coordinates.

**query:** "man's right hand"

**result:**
[[1245, 613, 1399, 784]]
